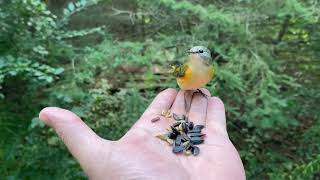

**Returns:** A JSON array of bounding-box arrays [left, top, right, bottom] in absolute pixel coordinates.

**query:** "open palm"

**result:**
[[39, 88, 245, 180]]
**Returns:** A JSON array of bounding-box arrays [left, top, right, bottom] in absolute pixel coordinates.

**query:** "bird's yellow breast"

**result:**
[[177, 62, 214, 90]]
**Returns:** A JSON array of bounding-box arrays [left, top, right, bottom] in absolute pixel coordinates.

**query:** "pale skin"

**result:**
[[39, 88, 246, 180]]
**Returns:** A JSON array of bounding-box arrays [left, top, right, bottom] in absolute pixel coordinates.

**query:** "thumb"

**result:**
[[39, 107, 106, 168]]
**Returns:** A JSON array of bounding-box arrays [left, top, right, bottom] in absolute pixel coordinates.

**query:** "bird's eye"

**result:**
[[199, 50, 204, 53]]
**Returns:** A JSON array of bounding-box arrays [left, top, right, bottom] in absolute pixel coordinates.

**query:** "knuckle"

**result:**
[[211, 96, 225, 111], [156, 88, 177, 99], [163, 88, 178, 95]]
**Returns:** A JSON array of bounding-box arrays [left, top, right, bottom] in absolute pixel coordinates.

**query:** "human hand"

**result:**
[[39, 88, 245, 180]]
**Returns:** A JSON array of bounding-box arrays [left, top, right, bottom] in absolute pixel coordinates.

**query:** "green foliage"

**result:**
[[1, 0, 320, 179], [0, 0, 103, 98], [270, 154, 320, 180]]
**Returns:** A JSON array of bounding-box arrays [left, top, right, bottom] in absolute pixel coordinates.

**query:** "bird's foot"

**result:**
[[195, 89, 209, 99]]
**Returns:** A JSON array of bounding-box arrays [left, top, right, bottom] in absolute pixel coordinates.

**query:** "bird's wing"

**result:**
[[171, 63, 188, 78], [209, 65, 214, 79]]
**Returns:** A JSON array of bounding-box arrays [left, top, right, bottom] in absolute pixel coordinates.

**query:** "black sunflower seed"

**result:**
[[158, 114, 205, 156], [191, 146, 200, 156], [188, 129, 201, 133], [184, 141, 192, 150], [175, 135, 182, 145], [187, 122, 194, 130], [168, 132, 177, 139], [151, 117, 160, 122], [171, 126, 180, 134], [181, 133, 191, 141], [188, 132, 204, 137], [178, 123, 183, 131], [173, 144, 185, 153], [181, 122, 188, 133], [190, 136, 204, 145], [172, 121, 181, 127], [194, 125, 205, 130]]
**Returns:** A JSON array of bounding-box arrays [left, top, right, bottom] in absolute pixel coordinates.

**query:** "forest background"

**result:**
[[0, 0, 319, 179]]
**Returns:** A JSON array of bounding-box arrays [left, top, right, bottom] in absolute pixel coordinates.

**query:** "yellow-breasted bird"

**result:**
[[172, 46, 214, 91]]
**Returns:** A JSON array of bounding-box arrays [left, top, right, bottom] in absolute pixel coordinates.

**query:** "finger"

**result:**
[[132, 88, 178, 133], [205, 97, 228, 137], [39, 107, 107, 168], [170, 90, 190, 118], [188, 88, 211, 126]]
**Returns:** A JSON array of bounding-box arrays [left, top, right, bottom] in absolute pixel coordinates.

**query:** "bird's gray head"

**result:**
[[187, 46, 212, 65]]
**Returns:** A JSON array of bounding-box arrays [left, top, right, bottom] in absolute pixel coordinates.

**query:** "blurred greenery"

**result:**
[[0, 0, 319, 179]]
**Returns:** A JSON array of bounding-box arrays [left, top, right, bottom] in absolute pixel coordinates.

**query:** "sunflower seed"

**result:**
[[173, 144, 185, 153], [181, 122, 188, 133], [188, 133, 204, 137], [151, 117, 160, 123], [155, 134, 168, 142], [190, 136, 204, 145], [167, 138, 174, 145], [194, 125, 205, 130], [156, 114, 205, 156], [171, 126, 180, 134], [175, 135, 182, 145], [187, 122, 194, 130], [184, 150, 192, 155], [181, 133, 191, 141], [172, 121, 181, 127], [183, 141, 192, 150], [182, 141, 189, 146], [191, 146, 200, 156], [189, 129, 201, 133], [168, 132, 177, 139], [165, 110, 172, 118]]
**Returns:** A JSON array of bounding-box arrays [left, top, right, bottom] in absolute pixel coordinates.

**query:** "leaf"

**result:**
[[71, 106, 86, 117], [63, 8, 69, 15], [53, 68, 64, 75], [260, 119, 273, 129], [45, 76, 53, 83], [30, 117, 45, 129], [47, 136, 60, 146], [68, 3, 75, 12], [81, 0, 87, 6]]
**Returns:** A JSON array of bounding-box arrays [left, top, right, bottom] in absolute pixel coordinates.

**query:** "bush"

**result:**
[[1, 0, 319, 179]]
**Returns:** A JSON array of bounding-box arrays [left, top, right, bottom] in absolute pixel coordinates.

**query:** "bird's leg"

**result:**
[[183, 89, 209, 119], [184, 90, 195, 114], [184, 91, 190, 113], [184, 89, 206, 112], [194, 89, 209, 126]]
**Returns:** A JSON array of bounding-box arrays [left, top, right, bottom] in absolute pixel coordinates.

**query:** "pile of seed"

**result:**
[[156, 113, 205, 156]]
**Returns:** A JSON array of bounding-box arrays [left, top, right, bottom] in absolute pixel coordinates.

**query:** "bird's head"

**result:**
[[187, 46, 212, 65]]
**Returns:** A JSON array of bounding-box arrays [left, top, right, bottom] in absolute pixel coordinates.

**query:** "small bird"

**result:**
[[155, 46, 214, 122], [172, 46, 214, 91]]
